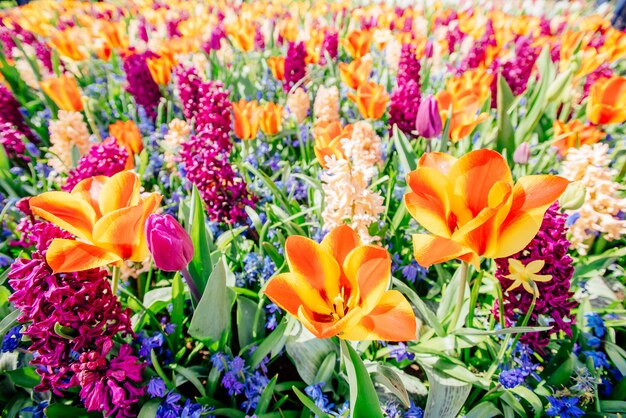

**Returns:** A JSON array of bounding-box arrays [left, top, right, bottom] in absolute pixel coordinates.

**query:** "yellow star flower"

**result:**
[[503, 259, 552, 296]]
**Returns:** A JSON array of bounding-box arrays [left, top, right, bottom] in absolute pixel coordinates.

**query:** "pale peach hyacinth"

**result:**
[[561, 143, 626, 254], [162, 118, 190, 171], [47, 110, 91, 174], [313, 85, 340, 126], [286, 87, 310, 123]]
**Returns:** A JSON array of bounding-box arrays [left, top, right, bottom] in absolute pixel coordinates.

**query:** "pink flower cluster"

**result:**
[[389, 44, 421, 136], [284, 41, 307, 91], [123, 51, 162, 119], [0, 84, 37, 160], [63, 138, 128, 191]]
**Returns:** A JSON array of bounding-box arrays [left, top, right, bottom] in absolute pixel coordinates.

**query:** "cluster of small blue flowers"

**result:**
[[210, 351, 271, 413], [137, 331, 172, 366], [147, 378, 210, 418], [387, 342, 415, 362], [546, 396, 585, 418], [21, 400, 48, 418], [304, 383, 349, 416], [235, 252, 276, 288], [265, 303, 280, 331], [383, 400, 424, 418], [498, 344, 540, 389], [1, 325, 22, 352]]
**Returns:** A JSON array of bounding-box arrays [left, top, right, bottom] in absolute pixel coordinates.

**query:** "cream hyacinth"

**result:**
[[313, 85, 339, 126], [287, 87, 310, 123], [47, 110, 91, 174], [321, 121, 384, 243], [561, 143, 626, 254], [162, 118, 190, 171]]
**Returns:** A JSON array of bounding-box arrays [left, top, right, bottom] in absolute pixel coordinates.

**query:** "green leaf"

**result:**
[[0, 310, 19, 338], [285, 323, 337, 386], [4, 367, 40, 389], [248, 318, 288, 368], [237, 296, 266, 348], [171, 273, 185, 346], [511, 386, 542, 418], [45, 404, 101, 418], [293, 386, 332, 418], [314, 352, 337, 385], [496, 74, 515, 162], [138, 399, 161, 418], [392, 125, 417, 174], [547, 354, 575, 386], [186, 186, 213, 294], [601, 400, 626, 413], [170, 364, 206, 397], [393, 279, 445, 337], [143, 287, 172, 313], [453, 326, 552, 336], [254, 375, 278, 415], [605, 342, 626, 377], [371, 364, 411, 407], [340, 340, 384, 418], [466, 402, 502, 418], [188, 257, 234, 344], [421, 361, 472, 418], [500, 392, 527, 418]]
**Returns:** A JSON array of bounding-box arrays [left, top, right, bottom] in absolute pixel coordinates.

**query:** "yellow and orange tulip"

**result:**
[[347, 81, 388, 120], [313, 121, 352, 168], [260, 102, 283, 135], [552, 119, 605, 156], [50, 31, 86, 61], [436, 90, 489, 143], [146, 53, 175, 85], [586, 76, 626, 125], [232, 99, 262, 140], [40, 75, 83, 112], [267, 56, 285, 81], [404, 150, 568, 267], [109, 120, 144, 169], [338, 55, 372, 90], [340, 29, 372, 59], [29, 171, 162, 273], [264, 225, 416, 341], [226, 20, 256, 52]]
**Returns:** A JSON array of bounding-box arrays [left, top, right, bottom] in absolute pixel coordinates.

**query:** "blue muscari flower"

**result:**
[[0, 253, 12, 268], [546, 396, 585, 418], [584, 333, 601, 349], [583, 351, 610, 369], [231, 356, 247, 373], [499, 368, 526, 389], [2, 325, 22, 352], [137, 331, 172, 365], [304, 383, 334, 413], [265, 303, 280, 331], [222, 371, 245, 395], [388, 342, 415, 362], [585, 313, 605, 338], [156, 392, 182, 418], [21, 400, 48, 418], [211, 352, 227, 371], [565, 212, 580, 227], [383, 400, 403, 418], [404, 402, 424, 418], [181, 399, 205, 418], [148, 377, 167, 398]]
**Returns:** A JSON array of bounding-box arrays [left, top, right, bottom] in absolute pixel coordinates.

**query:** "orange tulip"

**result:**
[[347, 81, 388, 120], [339, 55, 372, 90], [404, 150, 568, 267], [445, 68, 494, 106], [552, 120, 605, 156], [40, 75, 83, 112], [226, 20, 256, 52], [50, 31, 86, 61], [435, 90, 488, 143], [100, 21, 128, 51], [586, 76, 626, 125], [29, 171, 162, 273], [267, 56, 285, 81], [264, 225, 416, 341], [232, 99, 261, 140], [146, 53, 175, 85], [260, 102, 283, 135], [278, 18, 298, 43], [313, 121, 353, 168], [341, 29, 372, 59], [109, 120, 144, 169]]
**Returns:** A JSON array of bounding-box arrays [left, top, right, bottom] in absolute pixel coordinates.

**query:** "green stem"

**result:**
[[506, 290, 537, 358], [449, 261, 469, 331], [111, 265, 121, 296]]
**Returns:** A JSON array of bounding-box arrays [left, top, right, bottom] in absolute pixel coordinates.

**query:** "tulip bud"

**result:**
[[145, 214, 194, 271], [415, 95, 442, 139], [513, 142, 531, 165], [559, 181, 586, 210], [424, 40, 434, 58]]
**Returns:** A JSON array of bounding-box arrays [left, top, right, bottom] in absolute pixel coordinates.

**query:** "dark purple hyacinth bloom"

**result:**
[[123, 51, 162, 120], [145, 213, 193, 271], [63, 139, 128, 191], [175, 65, 203, 120], [319, 30, 338, 65], [283, 41, 306, 91], [0, 85, 37, 143], [389, 44, 421, 136], [494, 203, 577, 352], [0, 123, 29, 162]]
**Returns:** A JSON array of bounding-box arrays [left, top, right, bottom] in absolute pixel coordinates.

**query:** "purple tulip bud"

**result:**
[[145, 214, 194, 271], [424, 40, 434, 58], [415, 95, 442, 139], [513, 142, 531, 165]]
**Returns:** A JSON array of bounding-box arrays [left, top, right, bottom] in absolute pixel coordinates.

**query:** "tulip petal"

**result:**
[[343, 245, 390, 314], [492, 175, 569, 258], [46, 238, 121, 273], [92, 205, 146, 260], [98, 171, 141, 215], [71, 176, 108, 218], [132, 193, 162, 261], [264, 272, 331, 317], [29, 191, 97, 241], [405, 167, 452, 237], [412, 234, 472, 267], [285, 235, 341, 301], [297, 304, 363, 339], [417, 152, 457, 173], [320, 225, 360, 266], [339, 290, 416, 341]]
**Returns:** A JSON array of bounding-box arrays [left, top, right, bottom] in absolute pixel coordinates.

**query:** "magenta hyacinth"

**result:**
[[284, 41, 307, 91], [494, 203, 577, 352], [8, 221, 137, 406], [123, 51, 162, 119], [0, 123, 29, 161], [63, 138, 128, 191], [0, 84, 37, 143], [389, 44, 421, 136], [457, 20, 496, 73], [145, 213, 193, 271], [175, 65, 203, 120], [194, 80, 233, 153], [319, 30, 338, 65]]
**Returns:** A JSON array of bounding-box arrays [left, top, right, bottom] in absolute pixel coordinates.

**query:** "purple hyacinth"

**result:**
[[0, 85, 36, 143], [0, 123, 29, 161], [123, 51, 162, 119], [63, 139, 128, 191], [389, 44, 421, 136], [582, 63, 613, 100], [319, 30, 338, 65], [175, 65, 203, 120], [8, 222, 136, 402], [194, 80, 232, 153], [457, 20, 497, 73], [284, 41, 306, 91], [494, 203, 577, 352]]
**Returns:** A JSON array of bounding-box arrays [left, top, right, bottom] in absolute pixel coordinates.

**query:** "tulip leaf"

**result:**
[[495, 73, 515, 162], [370, 363, 411, 408], [137, 399, 161, 418], [292, 386, 332, 418], [143, 287, 172, 314], [465, 402, 502, 418], [285, 322, 337, 385], [254, 375, 278, 415], [186, 186, 214, 294], [188, 257, 234, 344], [391, 125, 417, 174], [393, 278, 445, 337], [340, 340, 384, 418], [605, 342, 626, 377], [171, 273, 185, 346], [421, 361, 472, 418], [237, 296, 266, 348], [248, 318, 288, 369]]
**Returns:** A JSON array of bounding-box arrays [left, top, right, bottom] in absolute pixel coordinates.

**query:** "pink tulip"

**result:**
[[145, 214, 193, 271]]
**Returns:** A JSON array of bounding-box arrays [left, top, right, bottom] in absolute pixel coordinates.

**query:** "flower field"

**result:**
[[1, 0, 626, 417]]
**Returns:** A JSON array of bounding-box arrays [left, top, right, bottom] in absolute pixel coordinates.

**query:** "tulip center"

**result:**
[[331, 287, 349, 320]]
